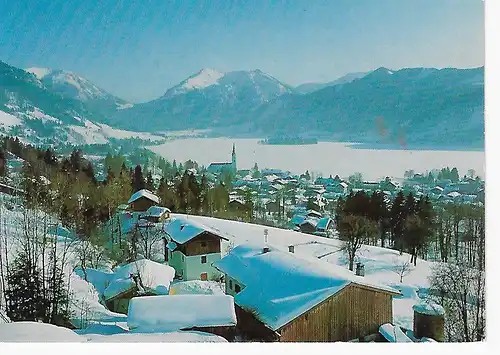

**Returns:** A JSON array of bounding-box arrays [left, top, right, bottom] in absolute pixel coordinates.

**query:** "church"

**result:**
[[207, 143, 237, 175]]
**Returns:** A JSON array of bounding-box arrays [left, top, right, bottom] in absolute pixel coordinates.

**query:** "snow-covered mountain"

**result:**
[[164, 68, 225, 97], [1, 60, 484, 149], [107, 68, 293, 131], [0, 60, 160, 146], [251, 66, 484, 147], [25, 67, 133, 115], [294, 71, 368, 94]]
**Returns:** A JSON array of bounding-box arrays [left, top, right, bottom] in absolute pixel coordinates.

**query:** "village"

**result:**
[[61, 185, 445, 343], [0, 140, 485, 343], [185, 145, 484, 236]]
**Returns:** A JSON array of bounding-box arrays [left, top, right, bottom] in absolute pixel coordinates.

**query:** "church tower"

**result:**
[[231, 143, 237, 173]]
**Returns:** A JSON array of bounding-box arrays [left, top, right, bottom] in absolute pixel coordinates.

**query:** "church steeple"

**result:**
[[231, 143, 237, 173]]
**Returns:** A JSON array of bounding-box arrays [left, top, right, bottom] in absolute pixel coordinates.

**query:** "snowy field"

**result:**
[[172, 213, 437, 330], [147, 138, 485, 181]]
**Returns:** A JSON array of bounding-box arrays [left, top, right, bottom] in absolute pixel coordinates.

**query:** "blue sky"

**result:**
[[0, 0, 484, 103]]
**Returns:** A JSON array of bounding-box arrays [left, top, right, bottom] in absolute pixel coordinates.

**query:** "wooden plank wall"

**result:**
[[184, 233, 221, 256], [279, 284, 393, 342]]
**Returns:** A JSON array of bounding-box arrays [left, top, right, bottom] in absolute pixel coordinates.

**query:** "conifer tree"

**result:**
[[132, 165, 146, 192], [5, 252, 48, 322], [0, 147, 7, 179], [146, 171, 154, 191], [391, 191, 406, 253]]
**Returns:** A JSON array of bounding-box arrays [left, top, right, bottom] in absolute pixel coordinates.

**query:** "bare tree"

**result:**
[[392, 257, 413, 283], [430, 262, 485, 342], [337, 215, 377, 271]]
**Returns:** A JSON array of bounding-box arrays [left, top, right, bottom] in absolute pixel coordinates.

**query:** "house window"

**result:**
[[201, 241, 207, 248], [235, 284, 241, 293], [201, 255, 207, 264], [229, 280, 233, 290]]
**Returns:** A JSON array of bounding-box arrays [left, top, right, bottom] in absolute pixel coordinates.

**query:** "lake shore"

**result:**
[[147, 138, 485, 181]]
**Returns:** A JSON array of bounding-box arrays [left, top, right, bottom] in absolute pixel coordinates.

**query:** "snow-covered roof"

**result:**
[[127, 295, 237, 332], [300, 217, 319, 228], [165, 216, 228, 245], [214, 243, 399, 331], [290, 214, 306, 226], [316, 217, 333, 230], [127, 189, 160, 204], [412, 301, 445, 316], [306, 209, 322, 218], [145, 205, 171, 218], [103, 259, 175, 300], [0, 322, 84, 342]]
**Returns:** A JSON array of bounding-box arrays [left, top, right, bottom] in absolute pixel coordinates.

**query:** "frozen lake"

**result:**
[[148, 138, 485, 181]]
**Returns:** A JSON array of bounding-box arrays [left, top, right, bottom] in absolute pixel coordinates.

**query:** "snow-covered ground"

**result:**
[[0, 110, 23, 130], [0, 321, 227, 342], [68, 119, 166, 145], [171, 213, 437, 330]]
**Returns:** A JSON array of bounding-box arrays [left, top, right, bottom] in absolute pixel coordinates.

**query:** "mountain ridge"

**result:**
[[1, 60, 485, 149]]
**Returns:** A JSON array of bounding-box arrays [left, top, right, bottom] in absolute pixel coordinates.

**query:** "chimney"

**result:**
[[355, 262, 365, 277], [288, 245, 295, 253], [263, 247, 270, 254]]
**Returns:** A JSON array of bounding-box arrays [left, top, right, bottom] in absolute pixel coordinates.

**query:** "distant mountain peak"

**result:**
[[163, 68, 225, 97], [371, 67, 394, 75], [25, 67, 52, 79], [183, 68, 225, 89]]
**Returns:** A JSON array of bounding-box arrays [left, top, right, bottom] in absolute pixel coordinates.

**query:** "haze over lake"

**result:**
[[148, 138, 485, 181]]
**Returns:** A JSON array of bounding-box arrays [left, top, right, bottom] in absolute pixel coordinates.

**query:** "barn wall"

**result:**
[[131, 197, 155, 212], [234, 306, 279, 342], [184, 233, 221, 256], [279, 284, 393, 342]]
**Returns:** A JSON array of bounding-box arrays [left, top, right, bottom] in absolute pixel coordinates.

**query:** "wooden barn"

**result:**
[[127, 294, 237, 341], [127, 189, 160, 212], [165, 216, 228, 281], [214, 244, 400, 342]]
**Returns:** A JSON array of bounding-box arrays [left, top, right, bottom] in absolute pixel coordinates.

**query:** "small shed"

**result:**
[[103, 259, 175, 314], [127, 294, 237, 340], [299, 218, 319, 234], [127, 189, 160, 212], [143, 206, 171, 223], [412, 301, 445, 342], [228, 199, 246, 212], [315, 217, 334, 235]]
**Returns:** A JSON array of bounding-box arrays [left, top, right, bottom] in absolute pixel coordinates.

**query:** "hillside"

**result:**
[[0, 60, 162, 146], [251, 67, 484, 147]]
